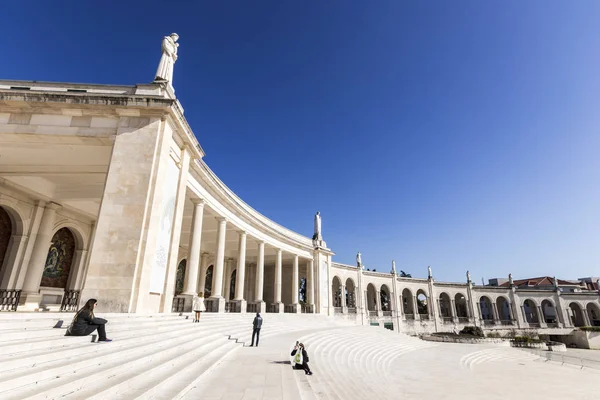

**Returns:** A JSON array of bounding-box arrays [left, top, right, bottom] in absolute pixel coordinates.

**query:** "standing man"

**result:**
[[250, 312, 263, 347]]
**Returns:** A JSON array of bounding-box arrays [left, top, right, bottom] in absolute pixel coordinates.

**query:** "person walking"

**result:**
[[250, 312, 263, 347], [291, 343, 312, 375], [65, 299, 112, 342], [192, 292, 206, 322]]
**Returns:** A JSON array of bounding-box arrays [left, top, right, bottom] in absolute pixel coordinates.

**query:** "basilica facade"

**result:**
[[0, 41, 599, 335]]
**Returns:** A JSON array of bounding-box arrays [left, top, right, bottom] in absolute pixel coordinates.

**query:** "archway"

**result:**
[[541, 299, 557, 324], [416, 289, 428, 316], [439, 292, 452, 321], [496, 296, 511, 322], [366, 283, 377, 312], [454, 293, 468, 320], [204, 265, 213, 297], [229, 269, 236, 300], [332, 276, 342, 307], [479, 296, 493, 321], [0, 207, 12, 280], [586, 303, 600, 326], [523, 299, 539, 324], [40, 228, 76, 289], [380, 285, 391, 312], [345, 278, 356, 308], [175, 259, 186, 295], [569, 302, 585, 327], [402, 288, 414, 318]]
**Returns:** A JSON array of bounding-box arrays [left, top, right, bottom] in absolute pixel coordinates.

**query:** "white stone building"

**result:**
[[0, 42, 598, 337]]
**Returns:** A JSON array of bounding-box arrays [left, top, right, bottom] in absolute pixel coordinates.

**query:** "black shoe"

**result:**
[[250, 344, 254, 347], [98, 339, 112, 343]]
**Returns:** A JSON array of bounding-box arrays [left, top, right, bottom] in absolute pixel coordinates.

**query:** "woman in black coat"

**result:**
[[291, 342, 312, 375], [65, 299, 111, 342]]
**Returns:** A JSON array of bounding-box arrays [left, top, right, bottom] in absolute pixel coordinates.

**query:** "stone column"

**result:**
[[183, 200, 204, 295], [254, 241, 266, 313], [583, 308, 592, 327], [376, 290, 382, 317], [492, 302, 501, 324], [291, 254, 300, 313], [197, 252, 209, 295], [234, 231, 247, 312], [21, 202, 61, 310], [340, 278, 347, 314], [537, 305, 547, 327], [274, 249, 283, 312], [210, 217, 227, 312], [224, 258, 234, 300], [66, 249, 88, 291], [307, 259, 314, 313], [450, 299, 458, 323], [413, 295, 419, 318]]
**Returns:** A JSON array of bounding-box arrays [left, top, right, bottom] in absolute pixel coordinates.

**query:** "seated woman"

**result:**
[[65, 298, 111, 342]]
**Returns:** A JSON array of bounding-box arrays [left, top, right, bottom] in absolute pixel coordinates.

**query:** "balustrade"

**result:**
[[60, 290, 80, 312], [0, 290, 21, 312]]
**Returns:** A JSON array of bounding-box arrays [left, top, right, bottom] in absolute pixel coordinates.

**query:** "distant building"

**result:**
[[488, 276, 588, 293]]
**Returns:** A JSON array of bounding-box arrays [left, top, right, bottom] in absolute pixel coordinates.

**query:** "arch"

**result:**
[[345, 278, 356, 308], [479, 296, 494, 321], [52, 221, 87, 251], [496, 296, 511, 322], [454, 293, 468, 319], [0, 204, 26, 288], [541, 299, 557, 324], [366, 283, 377, 312], [229, 269, 236, 300], [204, 265, 214, 297], [402, 288, 414, 316], [416, 289, 429, 315], [175, 259, 186, 295], [40, 227, 76, 289], [569, 302, 585, 327], [380, 284, 391, 311], [332, 276, 343, 307], [523, 299, 539, 324], [438, 292, 452, 319], [586, 303, 600, 326], [0, 207, 13, 280]]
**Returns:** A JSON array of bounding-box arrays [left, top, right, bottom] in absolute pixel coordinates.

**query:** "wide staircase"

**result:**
[[0, 312, 352, 400]]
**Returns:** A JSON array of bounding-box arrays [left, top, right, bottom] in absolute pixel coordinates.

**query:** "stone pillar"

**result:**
[[376, 290, 382, 317], [537, 305, 547, 327], [340, 277, 347, 314], [234, 231, 247, 312], [183, 200, 204, 295], [582, 308, 591, 327], [224, 258, 234, 300], [509, 288, 524, 329], [307, 259, 314, 313], [21, 202, 61, 310], [291, 254, 300, 313], [254, 241, 266, 313], [210, 217, 227, 312], [66, 249, 88, 291], [492, 302, 501, 324], [274, 249, 283, 312]]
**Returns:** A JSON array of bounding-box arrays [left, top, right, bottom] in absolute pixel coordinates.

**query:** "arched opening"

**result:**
[[299, 277, 306, 303], [479, 296, 494, 322], [439, 292, 452, 321], [366, 283, 377, 312], [541, 299, 557, 324], [228, 269, 236, 300], [454, 293, 468, 320], [380, 285, 391, 312], [523, 299, 539, 325], [0, 207, 13, 282], [586, 303, 600, 326], [332, 276, 342, 308], [416, 289, 429, 317], [41, 227, 76, 289], [175, 259, 186, 295], [402, 288, 414, 318], [569, 302, 585, 327], [204, 265, 213, 297], [345, 278, 356, 308], [496, 296, 511, 322]]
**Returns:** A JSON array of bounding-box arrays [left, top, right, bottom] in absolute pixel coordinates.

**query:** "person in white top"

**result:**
[[192, 292, 206, 323]]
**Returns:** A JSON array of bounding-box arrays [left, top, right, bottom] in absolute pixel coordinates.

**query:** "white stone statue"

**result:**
[[428, 266, 432, 279], [466, 270, 471, 282], [155, 33, 180, 86], [356, 252, 362, 267], [509, 273, 514, 286], [313, 211, 322, 240], [391, 260, 396, 274], [553, 276, 559, 289]]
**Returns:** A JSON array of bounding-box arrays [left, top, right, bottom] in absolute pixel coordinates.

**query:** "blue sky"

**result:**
[[2, 1, 599, 282]]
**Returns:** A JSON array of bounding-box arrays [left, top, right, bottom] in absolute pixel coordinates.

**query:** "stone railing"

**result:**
[[247, 302, 258, 313], [482, 319, 495, 326], [204, 298, 219, 313], [458, 317, 470, 323], [60, 290, 80, 312], [442, 317, 453, 323], [267, 303, 280, 313], [0, 290, 21, 312], [333, 307, 342, 314], [225, 301, 240, 313], [368, 310, 378, 317], [404, 314, 415, 320], [347, 307, 357, 314], [171, 297, 186, 313], [500, 320, 514, 326], [419, 314, 430, 321], [301, 304, 313, 313], [382, 311, 392, 317]]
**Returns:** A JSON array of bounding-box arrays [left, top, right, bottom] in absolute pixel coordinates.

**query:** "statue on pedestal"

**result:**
[[509, 273, 514, 287], [155, 33, 180, 86], [427, 266, 432, 279], [553, 276, 559, 290], [356, 252, 362, 268], [391, 260, 396, 274], [466, 270, 471, 283], [313, 212, 322, 241]]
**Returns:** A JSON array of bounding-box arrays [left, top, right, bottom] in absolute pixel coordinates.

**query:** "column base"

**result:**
[[342, 306, 348, 314], [291, 303, 301, 314], [253, 301, 266, 314], [234, 299, 247, 314], [177, 294, 194, 313], [275, 302, 284, 313], [208, 296, 226, 313], [19, 293, 42, 312]]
